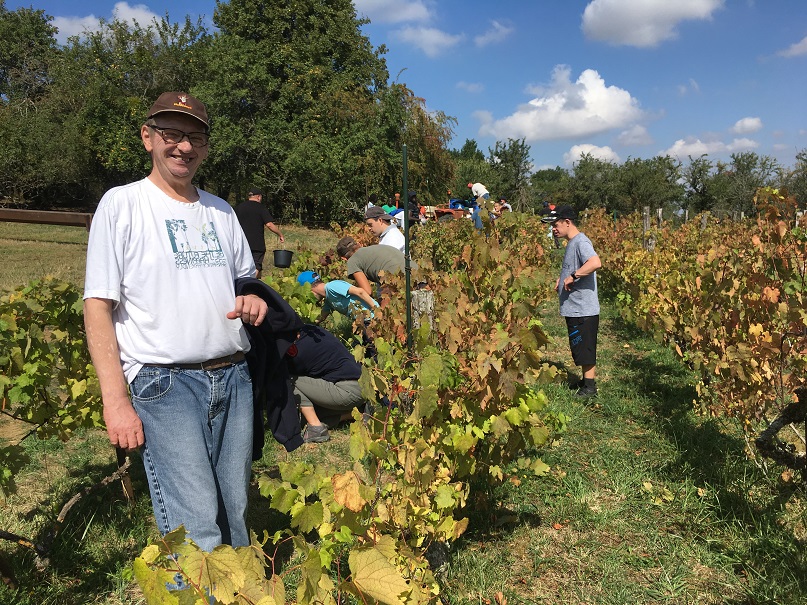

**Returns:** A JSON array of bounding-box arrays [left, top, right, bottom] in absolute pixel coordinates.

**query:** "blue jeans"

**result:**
[[131, 362, 253, 552]]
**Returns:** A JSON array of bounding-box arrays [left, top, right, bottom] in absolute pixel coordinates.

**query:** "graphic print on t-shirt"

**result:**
[[165, 219, 227, 269]]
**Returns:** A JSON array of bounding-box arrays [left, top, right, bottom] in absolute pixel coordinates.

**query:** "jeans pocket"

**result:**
[[234, 360, 252, 384], [131, 367, 173, 402]]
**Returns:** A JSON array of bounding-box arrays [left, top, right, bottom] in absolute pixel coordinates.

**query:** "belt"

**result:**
[[143, 351, 246, 371]]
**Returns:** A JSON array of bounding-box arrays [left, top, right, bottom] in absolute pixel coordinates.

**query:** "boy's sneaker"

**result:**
[[302, 424, 330, 443], [575, 384, 598, 398], [567, 378, 584, 390]]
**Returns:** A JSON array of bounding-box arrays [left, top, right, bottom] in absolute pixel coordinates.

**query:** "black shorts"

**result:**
[[251, 250, 266, 271], [565, 315, 599, 367]]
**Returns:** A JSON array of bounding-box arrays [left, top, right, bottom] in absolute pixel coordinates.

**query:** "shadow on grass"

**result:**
[[608, 315, 807, 604], [2, 460, 155, 605]]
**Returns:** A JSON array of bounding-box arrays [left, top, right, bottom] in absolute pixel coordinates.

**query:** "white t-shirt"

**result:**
[[379, 224, 405, 253], [471, 183, 489, 199], [84, 178, 256, 382]]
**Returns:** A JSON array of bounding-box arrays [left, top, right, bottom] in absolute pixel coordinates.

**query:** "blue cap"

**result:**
[[297, 270, 320, 285]]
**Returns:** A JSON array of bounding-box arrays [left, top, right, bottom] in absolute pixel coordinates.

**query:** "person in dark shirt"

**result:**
[[285, 324, 366, 443], [234, 188, 285, 278]]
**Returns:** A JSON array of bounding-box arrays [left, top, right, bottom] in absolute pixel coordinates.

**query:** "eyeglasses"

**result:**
[[149, 124, 209, 148]]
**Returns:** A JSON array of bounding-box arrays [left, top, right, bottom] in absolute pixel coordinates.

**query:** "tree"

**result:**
[[530, 167, 569, 210], [782, 149, 807, 211], [566, 153, 618, 212], [200, 0, 393, 221], [488, 138, 532, 211], [614, 156, 684, 217], [395, 85, 456, 207], [0, 1, 57, 102], [683, 154, 716, 214], [723, 152, 779, 216], [449, 139, 491, 202]]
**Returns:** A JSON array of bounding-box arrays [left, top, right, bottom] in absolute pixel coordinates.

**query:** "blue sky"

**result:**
[[10, 1, 807, 171]]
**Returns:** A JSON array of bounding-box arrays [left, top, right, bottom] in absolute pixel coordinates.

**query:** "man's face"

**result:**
[[366, 217, 387, 237], [142, 113, 209, 182], [311, 281, 326, 300], [552, 218, 573, 239]]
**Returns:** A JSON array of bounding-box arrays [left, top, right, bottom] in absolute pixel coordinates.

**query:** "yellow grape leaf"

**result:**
[[140, 544, 161, 564], [349, 546, 410, 605], [266, 574, 286, 605], [434, 483, 456, 509], [373, 534, 399, 561], [132, 557, 180, 605], [530, 458, 550, 476], [180, 545, 246, 605], [69, 379, 87, 400], [291, 501, 325, 533], [332, 471, 367, 512]]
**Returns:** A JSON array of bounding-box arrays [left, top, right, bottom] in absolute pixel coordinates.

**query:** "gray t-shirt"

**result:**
[[346, 245, 415, 283], [558, 232, 600, 317]]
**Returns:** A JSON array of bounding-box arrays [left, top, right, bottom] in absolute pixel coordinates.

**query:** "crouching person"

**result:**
[[286, 324, 366, 443]]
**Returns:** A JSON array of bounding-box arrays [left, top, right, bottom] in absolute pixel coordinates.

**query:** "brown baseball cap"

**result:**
[[336, 236, 358, 258], [147, 92, 209, 130]]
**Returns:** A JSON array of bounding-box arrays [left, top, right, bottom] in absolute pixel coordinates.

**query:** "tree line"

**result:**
[[1, 0, 805, 222]]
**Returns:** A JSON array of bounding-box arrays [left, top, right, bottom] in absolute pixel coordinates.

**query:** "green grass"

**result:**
[[1, 224, 805, 604], [0, 221, 336, 293], [438, 302, 807, 604]]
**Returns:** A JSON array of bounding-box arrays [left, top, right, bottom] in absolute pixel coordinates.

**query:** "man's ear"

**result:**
[[141, 124, 154, 152]]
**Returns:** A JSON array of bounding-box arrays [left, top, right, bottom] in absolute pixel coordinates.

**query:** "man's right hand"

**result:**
[[103, 396, 145, 450]]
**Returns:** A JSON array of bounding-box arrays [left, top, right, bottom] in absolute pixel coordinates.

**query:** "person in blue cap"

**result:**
[[297, 270, 378, 324]]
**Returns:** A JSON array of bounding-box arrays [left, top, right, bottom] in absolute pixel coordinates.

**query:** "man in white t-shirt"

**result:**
[[365, 205, 405, 252], [83, 92, 268, 552], [467, 181, 490, 200]]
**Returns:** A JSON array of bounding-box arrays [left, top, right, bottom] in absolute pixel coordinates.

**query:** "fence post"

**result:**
[[656, 208, 663, 228], [412, 289, 434, 331]]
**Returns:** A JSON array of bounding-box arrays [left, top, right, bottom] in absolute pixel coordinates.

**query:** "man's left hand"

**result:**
[[563, 276, 575, 291], [228, 294, 268, 326]]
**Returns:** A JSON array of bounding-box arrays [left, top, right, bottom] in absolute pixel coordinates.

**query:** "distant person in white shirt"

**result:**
[[365, 206, 405, 253], [467, 182, 490, 200]]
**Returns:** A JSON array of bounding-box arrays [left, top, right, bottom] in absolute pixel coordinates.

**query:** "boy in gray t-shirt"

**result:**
[[542, 206, 603, 397]]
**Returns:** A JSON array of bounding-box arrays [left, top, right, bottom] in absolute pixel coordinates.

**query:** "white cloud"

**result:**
[[777, 35, 807, 58], [456, 81, 485, 94], [111, 2, 160, 25], [477, 65, 645, 141], [677, 78, 700, 96], [474, 20, 515, 48], [353, 0, 431, 24], [730, 116, 762, 134], [564, 144, 621, 166], [661, 136, 758, 159], [617, 124, 653, 146], [51, 2, 160, 44], [52, 15, 102, 43], [582, 0, 724, 48], [395, 27, 462, 57]]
